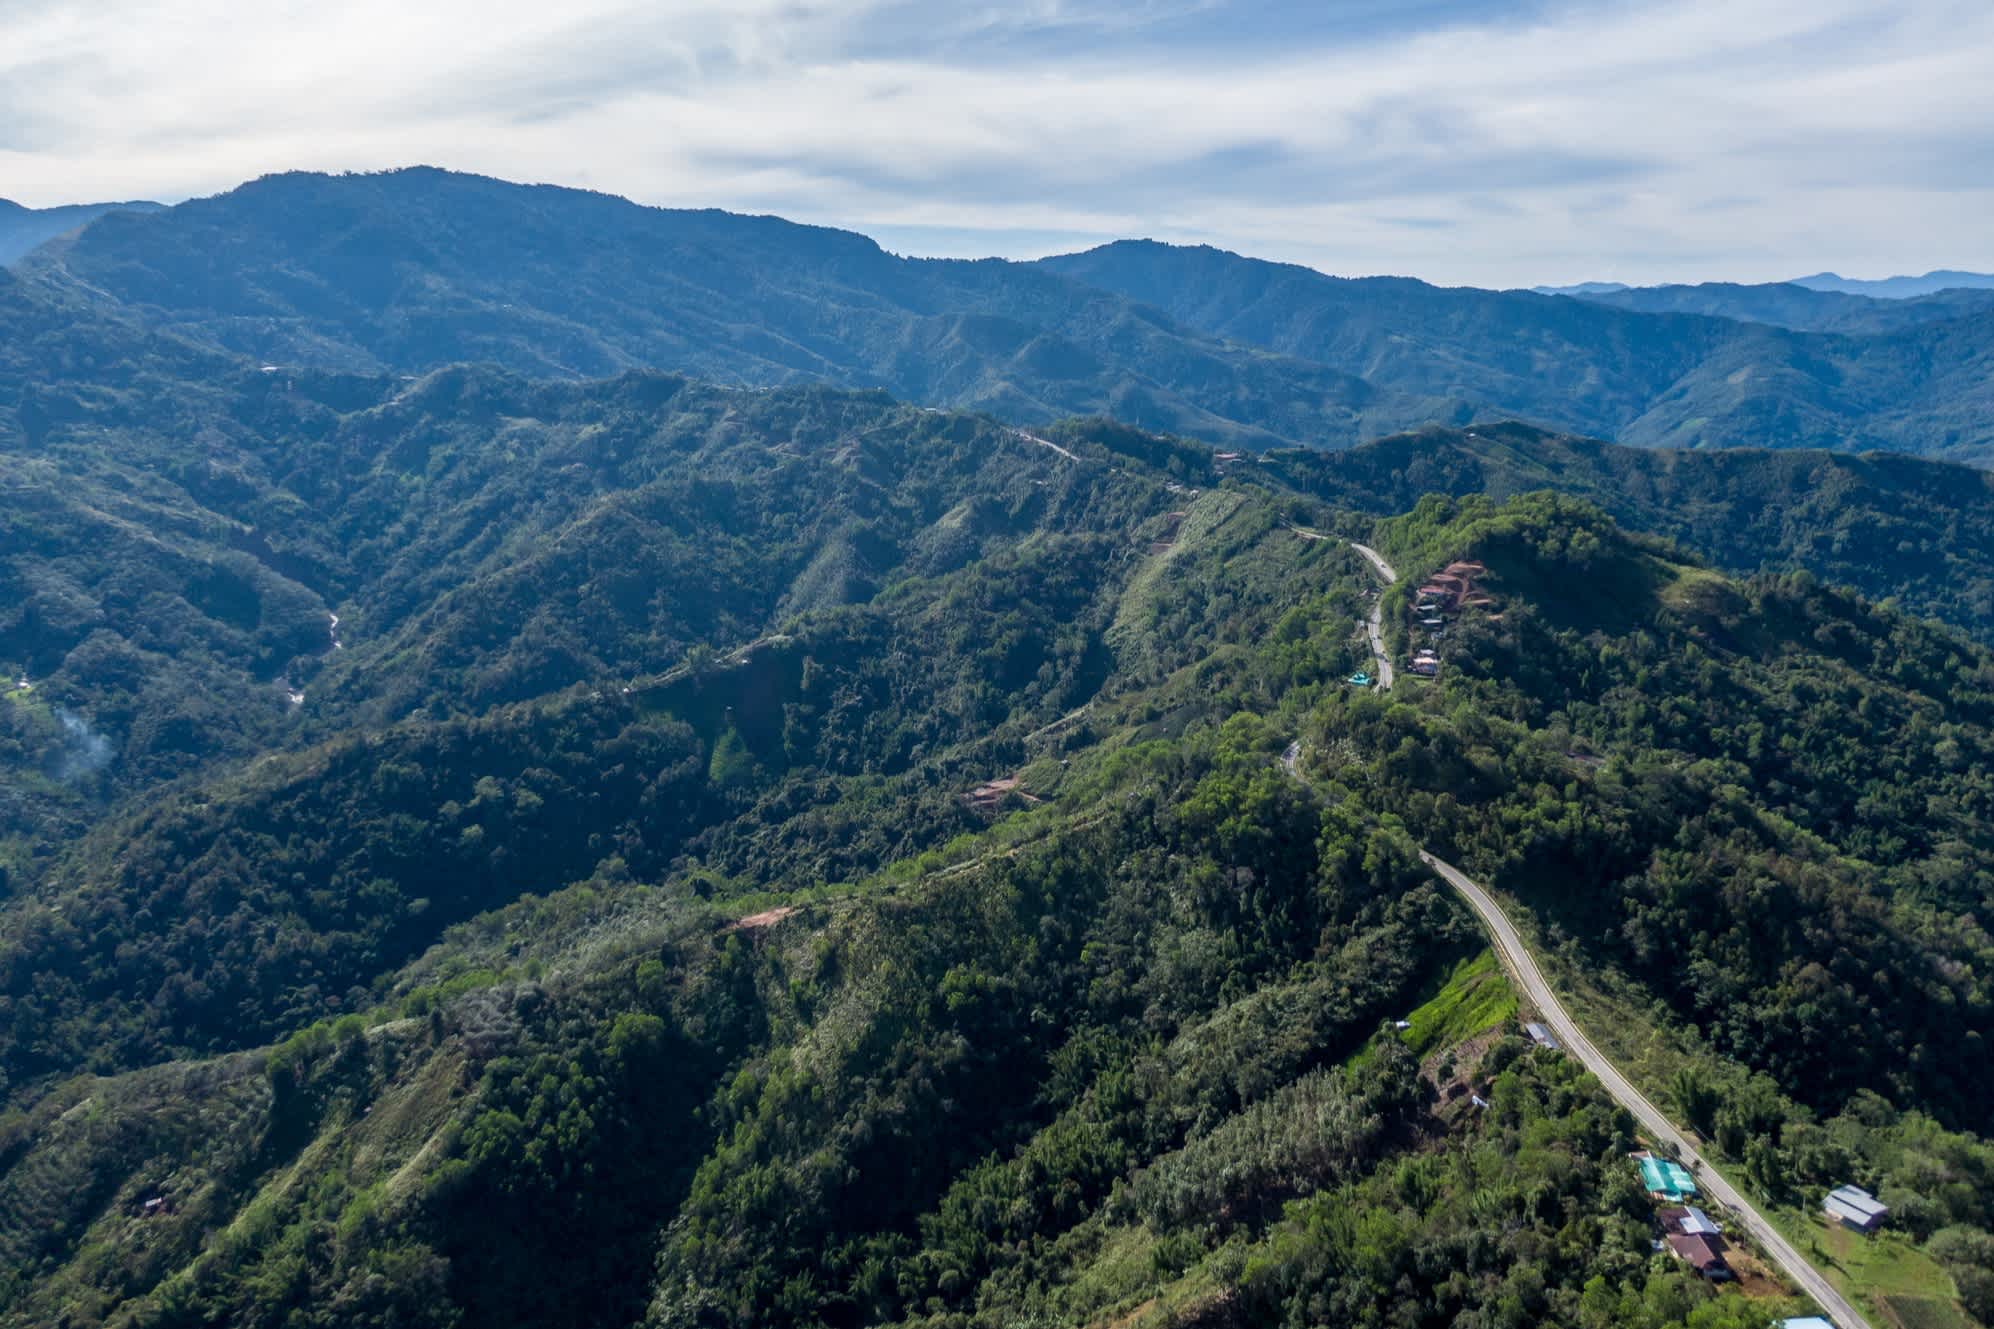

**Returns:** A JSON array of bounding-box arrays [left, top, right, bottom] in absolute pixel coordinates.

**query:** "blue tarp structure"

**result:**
[[1640, 1156, 1696, 1200]]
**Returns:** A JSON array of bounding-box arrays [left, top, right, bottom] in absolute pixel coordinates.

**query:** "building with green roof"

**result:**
[[1639, 1155, 1697, 1201]]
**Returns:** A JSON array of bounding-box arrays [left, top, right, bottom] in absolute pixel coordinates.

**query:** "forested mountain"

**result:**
[[15, 167, 1994, 462], [5, 456, 1993, 1327], [17, 169, 1446, 450], [1264, 420, 1994, 644], [8, 165, 1994, 1329], [1041, 240, 1994, 462], [0, 348, 1205, 883], [0, 199, 161, 266]]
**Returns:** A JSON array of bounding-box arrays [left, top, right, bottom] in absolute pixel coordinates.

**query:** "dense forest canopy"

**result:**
[[1268, 420, 1994, 646], [7, 381, 1994, 1325], [4, 175, 1994, 1329]]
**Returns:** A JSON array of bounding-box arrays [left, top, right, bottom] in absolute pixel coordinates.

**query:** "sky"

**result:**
[[2, 0, 1991, 287]]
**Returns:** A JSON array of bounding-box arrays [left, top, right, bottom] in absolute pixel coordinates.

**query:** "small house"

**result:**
[[1665, 1231, 1730, 1280], [1779, 1319, 1835, 1329], [1523, 1021, 1561, 1051], [1824, 1184, 1888, 1232], [1659, 1205, 1720, 1236]]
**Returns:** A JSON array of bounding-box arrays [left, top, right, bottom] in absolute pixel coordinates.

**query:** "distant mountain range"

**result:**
[[1539, 279, 1994, 334], [0, 197, 162, 265], [9, 167, 1994, 462], [1537, 269, 1994, 303], [1530, 280, 1632, 296], [1790, 269, 1994, 299], [1040, 238, 1994, 462]]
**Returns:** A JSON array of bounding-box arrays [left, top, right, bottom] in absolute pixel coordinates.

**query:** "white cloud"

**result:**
[[0, 0, 1989, 284]]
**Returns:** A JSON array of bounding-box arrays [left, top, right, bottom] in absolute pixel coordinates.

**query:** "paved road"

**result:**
[[1009, 427, 1081, 462], [1351, 542, 1398, 584], [1419, 850, 1873, 1329], [1351, 543, 1397, 689]]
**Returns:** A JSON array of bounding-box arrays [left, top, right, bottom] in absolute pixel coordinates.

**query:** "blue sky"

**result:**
[[2, 0, 1990, 286]]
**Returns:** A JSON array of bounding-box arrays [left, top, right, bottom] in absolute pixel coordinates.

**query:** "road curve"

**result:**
[[1419, 850, 1873, 1329], [1351, 542, 1398, 584], [1351, 543, 1397, 689]]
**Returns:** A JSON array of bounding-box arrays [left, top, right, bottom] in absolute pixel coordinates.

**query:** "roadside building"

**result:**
[[1664, 1232, 1731, 1280], [1523, 1021, 1561, 1051], [1658, 1205, 1720, 1236], [1639, 1155, 1697, 1201], [1779, 1319, 1834, 1329], [1823, 1185, 1889, 1232]]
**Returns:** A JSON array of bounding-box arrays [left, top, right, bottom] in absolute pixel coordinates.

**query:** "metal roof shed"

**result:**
[[1824, 1185, 1888, 1231], [1677, 1205, 1720, 1236]]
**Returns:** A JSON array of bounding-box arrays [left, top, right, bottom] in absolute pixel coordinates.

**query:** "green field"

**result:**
[[1384, 948, 1518, 1061], [1773, 1212, 1971, 1328]]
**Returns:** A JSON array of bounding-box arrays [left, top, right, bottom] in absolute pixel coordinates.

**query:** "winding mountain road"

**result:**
[[1312, 537, 1865, 1326], [1351, 542, 1397, 689], [1419, 850, 1873, 1329]]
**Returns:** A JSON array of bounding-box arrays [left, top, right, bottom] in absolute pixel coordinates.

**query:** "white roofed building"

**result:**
[[1823, 1184, 1888, 1232]]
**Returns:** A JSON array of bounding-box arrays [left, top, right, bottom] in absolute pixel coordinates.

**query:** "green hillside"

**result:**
[[8, 207, 1994, 1325], [1266, 420, 1994, 644], [6, 469, 1994, 1327]]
